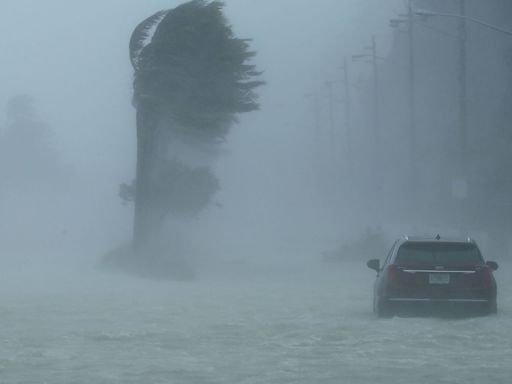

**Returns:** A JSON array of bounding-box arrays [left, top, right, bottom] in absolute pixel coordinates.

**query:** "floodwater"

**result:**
[[0, 258, 510, 383]]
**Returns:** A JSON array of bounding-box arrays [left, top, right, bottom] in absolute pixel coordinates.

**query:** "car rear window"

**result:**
[[395, 242, 483, 266]]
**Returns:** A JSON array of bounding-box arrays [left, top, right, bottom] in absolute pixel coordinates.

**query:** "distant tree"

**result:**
[[129, 0, 263, 251], [0, 95, 60, 184]]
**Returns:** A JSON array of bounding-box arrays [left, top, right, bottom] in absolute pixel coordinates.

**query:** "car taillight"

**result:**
[[481, 266, 492, 288], [386, 264, 400, 287]]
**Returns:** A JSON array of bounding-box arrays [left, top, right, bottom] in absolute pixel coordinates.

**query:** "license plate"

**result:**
[[429, 273, 450, 284]]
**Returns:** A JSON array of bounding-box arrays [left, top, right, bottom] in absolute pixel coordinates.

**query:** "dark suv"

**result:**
[[367, 236, 498, 317]]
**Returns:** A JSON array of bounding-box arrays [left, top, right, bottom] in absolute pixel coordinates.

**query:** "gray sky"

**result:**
[[0, 0, 401, 168]]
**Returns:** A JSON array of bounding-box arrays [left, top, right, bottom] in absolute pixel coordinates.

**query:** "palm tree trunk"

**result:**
[[133, 100, 160, 252]]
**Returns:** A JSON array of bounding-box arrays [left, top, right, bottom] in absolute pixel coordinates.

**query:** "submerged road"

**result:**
[[0, 258, 510, 383]]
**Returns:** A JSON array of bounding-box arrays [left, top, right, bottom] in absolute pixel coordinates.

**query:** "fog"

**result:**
[[1, 1, 512, 382], [1, 0, 511, 278], [0, 0, 405, 272], [0, 0, 510, 274]]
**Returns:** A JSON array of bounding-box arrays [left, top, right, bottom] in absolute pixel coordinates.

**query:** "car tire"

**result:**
[[486, 299, 498, 315], [375, 297, 394, 318]]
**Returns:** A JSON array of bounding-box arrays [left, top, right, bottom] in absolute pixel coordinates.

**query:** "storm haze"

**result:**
[[1, 1, 512, 382], [0, 0, 403, 268]]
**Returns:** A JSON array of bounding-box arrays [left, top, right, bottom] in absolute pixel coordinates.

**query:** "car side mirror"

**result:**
[[486, 261, 498, 271], [367, 259, 380, 272]]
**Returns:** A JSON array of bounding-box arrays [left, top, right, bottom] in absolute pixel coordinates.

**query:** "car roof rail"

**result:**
[[399, 234, 474, 243]]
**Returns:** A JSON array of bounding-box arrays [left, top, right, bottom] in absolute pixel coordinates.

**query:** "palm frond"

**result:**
[[131, 0, 263, 134], [129, 10, 168, 70]]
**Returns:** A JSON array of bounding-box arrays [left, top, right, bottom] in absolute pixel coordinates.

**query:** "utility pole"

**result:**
[[458, 0, 468, 175], [353, 36, 380, 174], [304, 92, 322, 153], [371, 35, 380, 157], [457, 0, 469, 233], [313, 93, 321, 147], [342, 58, 353, 177], [325, 80, 336, 159], [408, 0, 417, 204], [390, 1, 418, 208]]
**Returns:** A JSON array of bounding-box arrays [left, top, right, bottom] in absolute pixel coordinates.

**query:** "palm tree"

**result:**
[[129, 0, 263, 251]]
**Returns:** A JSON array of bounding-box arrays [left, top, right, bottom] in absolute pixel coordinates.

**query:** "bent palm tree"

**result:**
[[129, 0, 263, 251]]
